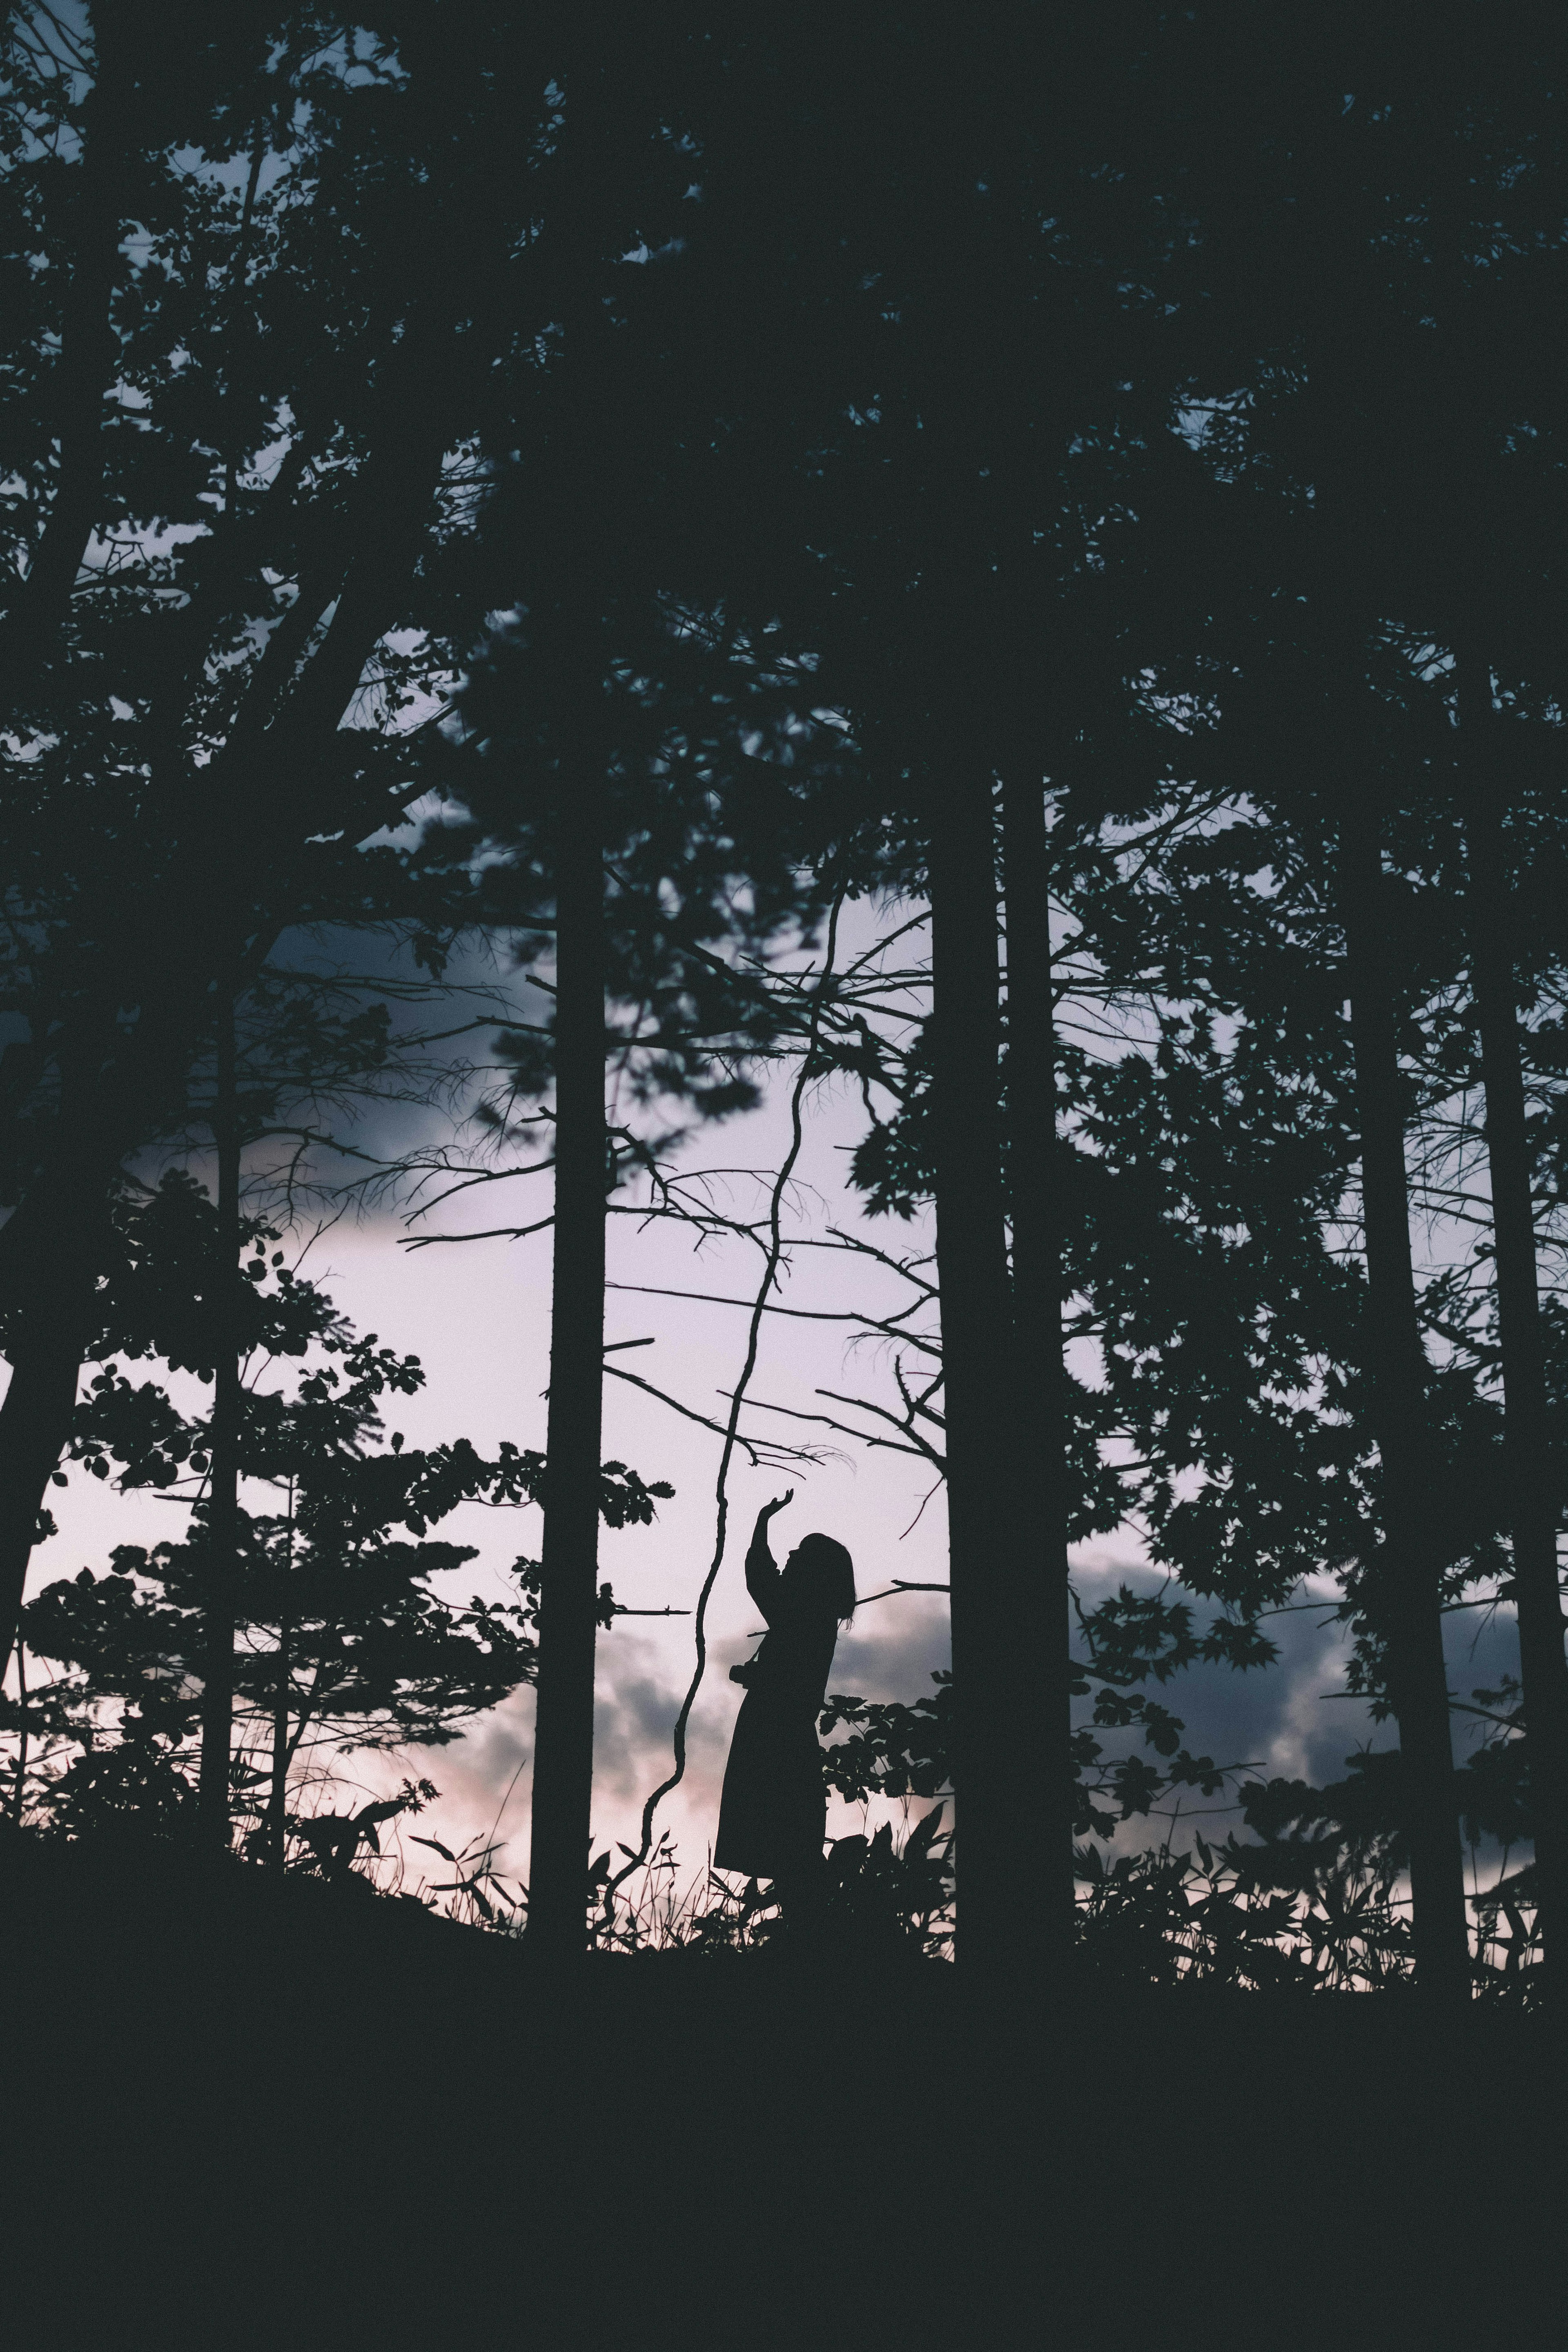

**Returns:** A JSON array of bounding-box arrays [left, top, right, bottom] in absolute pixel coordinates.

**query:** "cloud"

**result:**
[[1071, 1545, 1526, 1880]]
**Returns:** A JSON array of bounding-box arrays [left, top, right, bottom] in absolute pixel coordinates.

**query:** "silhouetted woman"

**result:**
[[715, 1490, 855, 1932]]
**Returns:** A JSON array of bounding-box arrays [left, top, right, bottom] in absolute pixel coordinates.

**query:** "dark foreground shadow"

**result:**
[[1, 1832, 1561, 2347]]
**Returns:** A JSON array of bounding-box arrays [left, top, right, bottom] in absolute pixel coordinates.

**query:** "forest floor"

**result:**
[[1, 1839, 1561, 2348]]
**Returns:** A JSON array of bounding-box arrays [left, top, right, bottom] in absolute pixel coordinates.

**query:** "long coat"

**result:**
[[713, 1534, 839, 1880]]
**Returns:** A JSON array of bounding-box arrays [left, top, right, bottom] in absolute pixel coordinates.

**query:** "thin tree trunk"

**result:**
[[197, 989, 241, 1846], [929, 763, 1024, 1977], [269, 1615, 290, 1870], [527, 772, 608, 1958], [1459, 655, 1568, 1995], [0, 1207, 93, 1686], [1000, 771, 1065, 1975], [1339, 793, 1470, 1997], [12, 1629, 27, 1828], [0, 5, 135, 679], [268, 1478, 294, 1870]]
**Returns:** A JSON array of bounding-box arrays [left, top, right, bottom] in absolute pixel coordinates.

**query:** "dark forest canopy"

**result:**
[[0, 2, 1566, 2000]]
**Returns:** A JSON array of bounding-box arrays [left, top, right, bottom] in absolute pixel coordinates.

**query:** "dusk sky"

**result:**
[[14, 895, 1526, 1917]]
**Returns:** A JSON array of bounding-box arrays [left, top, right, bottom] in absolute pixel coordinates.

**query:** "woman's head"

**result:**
[[784, 1532, 856, 1621]]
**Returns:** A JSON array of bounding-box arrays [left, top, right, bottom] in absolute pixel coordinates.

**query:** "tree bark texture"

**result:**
[[1339, 794, 1470, 1997], [198, 989, 241, 1844], [527, 778, 608, 1958], [929, 763, 1027, 1978], [1000, 771, 1067, 1973], [1459, 657, 1568, 1996]]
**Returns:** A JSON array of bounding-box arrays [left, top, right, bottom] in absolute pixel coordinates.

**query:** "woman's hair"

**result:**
[[789, 1532, 856, 1621]]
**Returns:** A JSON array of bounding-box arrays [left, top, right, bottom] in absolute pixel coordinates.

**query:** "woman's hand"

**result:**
[[757, 1489, 794, 1519]]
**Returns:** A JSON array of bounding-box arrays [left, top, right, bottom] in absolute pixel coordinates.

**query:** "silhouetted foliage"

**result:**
[[8, 3, 1568, 2005], [2, 1170, 670, 1851]]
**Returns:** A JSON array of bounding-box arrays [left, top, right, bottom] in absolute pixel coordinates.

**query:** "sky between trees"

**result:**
[[17, 891, 1520, 1910]]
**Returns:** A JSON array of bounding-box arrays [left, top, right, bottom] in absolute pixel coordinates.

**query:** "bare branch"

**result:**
[[400, 1217, 555, 1251], [601, 1362, 824, 1470]]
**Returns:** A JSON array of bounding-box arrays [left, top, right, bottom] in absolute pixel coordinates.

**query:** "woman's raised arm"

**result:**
[[744, 1490, 793, 1623]]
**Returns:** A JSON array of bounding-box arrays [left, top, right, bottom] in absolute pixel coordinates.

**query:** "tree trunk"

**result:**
[[0, 1167, 98, 1686], [197, 989, 241, 1846], [0, 4, 135, 682], [1000, 770, 1067, 1974], [1339, 793, 1470, 1997], [1459, 656, 1568, 1996], [929, 762, 1025, 1977], [11, 1629, 27, 1827], [269, 1612, 290, 1871], [0, 1316, 86, 1686], [527, 773, 608, 1958]]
